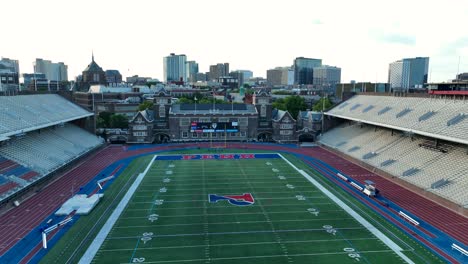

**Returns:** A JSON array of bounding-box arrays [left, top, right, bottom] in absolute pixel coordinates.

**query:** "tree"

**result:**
[[312, 97, 333, 112], [272, 98, 286, 111], [284, 95, 308, 118], [98, 112, 112, 128], [138, 101, 154, 111], [272, 96, 307, 118], [110, 114, 129, 129], [177, 97, 193, 104], [96, 117, 107, 128]]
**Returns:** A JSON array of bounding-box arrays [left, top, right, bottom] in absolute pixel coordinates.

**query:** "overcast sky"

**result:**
[[1, 0, 467, 82]]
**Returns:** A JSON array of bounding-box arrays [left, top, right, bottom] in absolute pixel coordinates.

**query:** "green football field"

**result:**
[[90, 154, 412, 264]]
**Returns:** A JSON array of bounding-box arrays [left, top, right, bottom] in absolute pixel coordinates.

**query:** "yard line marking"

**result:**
[[119, 209, 348, 219], [106, 227, 368, 240], [124, 202, 335, 211], [278, 153, 414, 264], [100, 237, 380, 252], [135, 186, 322, 192], [117, 249, 397, 263], [131, 190, 322, 200], [78, 155, 157, 264], [113, 217, 357, 229]]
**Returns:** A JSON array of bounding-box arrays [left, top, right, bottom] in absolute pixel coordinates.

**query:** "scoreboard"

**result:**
[[190, 121, 239, 133]]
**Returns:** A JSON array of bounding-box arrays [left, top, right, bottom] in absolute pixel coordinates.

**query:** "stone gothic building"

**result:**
[[127, 89, 321, 144]]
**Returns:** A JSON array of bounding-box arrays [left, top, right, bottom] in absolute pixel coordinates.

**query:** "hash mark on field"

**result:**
[[100, 237, 379, 251], [106, 227, 367, 240], [117, 250, 397, 263], [119, 209, 347, 220], [235, 159, 294, 263]]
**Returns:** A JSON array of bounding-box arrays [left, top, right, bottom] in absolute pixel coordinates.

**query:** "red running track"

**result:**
[[298, 146, 468, 246], [0, 143, 207, 256]]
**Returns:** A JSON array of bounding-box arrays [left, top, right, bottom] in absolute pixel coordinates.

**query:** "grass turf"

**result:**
[[89, 155, 420, 264]]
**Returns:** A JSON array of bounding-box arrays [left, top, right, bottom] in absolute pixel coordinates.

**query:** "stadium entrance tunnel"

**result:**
[[257, 132, 273, 142], [298, 133, 315, 142], [155, 133, 171, 143]]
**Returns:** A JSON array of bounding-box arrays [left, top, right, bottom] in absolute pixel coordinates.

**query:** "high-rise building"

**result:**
[[34, 58, 68, 81], [229, 70, 253, 87], [267, 67, 294, 86], [0, 58, 20, 92], [163, 53, 187, 83], [185, 61, 199, 82], [22, 73, 46, 89], [208, 63, 229, 81], [313, 65, 341, 87], [455, 72, 468, 82], [294, 57, 322, 85], [388, 57, 429, 90]]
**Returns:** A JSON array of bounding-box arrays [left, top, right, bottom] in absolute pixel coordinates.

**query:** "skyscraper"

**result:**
[[312, 65, 341, 87], [185, 61, 199, 82], [34, 58, 68, 81], [229, 70, 253, 86], [208, 63, 229, 81], [163, 53, 187, 83], [388, 57, 429, 90], [267, 67, 294, 86], [294, 57, 322, 85]]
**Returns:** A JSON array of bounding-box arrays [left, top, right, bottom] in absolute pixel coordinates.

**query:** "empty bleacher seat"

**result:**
[[320, 123, 468, 206]]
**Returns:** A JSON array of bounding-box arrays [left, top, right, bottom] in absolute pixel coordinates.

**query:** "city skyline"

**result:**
[[0, 0, 467, 83]]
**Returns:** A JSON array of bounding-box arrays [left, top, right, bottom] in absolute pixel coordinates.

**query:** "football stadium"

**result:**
[[0, 93, 467, 264]]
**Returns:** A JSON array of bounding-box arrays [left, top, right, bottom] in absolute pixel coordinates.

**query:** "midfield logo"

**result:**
[[208, 193, 255, 206]]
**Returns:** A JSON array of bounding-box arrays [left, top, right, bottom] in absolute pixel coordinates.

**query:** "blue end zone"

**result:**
[[155, 153, 280, 160]]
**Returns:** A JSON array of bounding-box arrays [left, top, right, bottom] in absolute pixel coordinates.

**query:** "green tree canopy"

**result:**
[[272, 96, 308, 118], [312, 97, 333, 112], [98, 112, 112, 128], [110, 114, 129, 129], [138, 101, 154, 111], [272, 98, 286, 111], [284, 95, 308, 118]]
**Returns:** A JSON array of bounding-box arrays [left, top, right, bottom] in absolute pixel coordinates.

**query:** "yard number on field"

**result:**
[[344, 248, 361, 261]]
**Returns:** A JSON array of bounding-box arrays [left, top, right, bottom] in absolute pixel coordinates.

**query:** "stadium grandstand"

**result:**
[[0, 94, 104, 203], [321, 94, 468, 208]]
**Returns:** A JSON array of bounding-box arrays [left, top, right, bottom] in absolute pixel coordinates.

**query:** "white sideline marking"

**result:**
[[277, 153, 414, 264], [78, 155, 157, 264]]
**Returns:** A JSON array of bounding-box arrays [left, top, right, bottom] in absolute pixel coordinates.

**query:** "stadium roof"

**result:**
[[0, 94, 93, 140], [326, 95, 468, 145]]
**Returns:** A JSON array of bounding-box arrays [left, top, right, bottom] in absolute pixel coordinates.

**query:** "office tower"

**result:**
[[388, 57, 429, 90], [34, 58, 68, 81], [267, 67, 294, 86], [163, 53, 187, 83], [313, 65, 341, 86], [208, 63, 229, 81], [185, 61, 199, 82], [294, 57, 322, 85]]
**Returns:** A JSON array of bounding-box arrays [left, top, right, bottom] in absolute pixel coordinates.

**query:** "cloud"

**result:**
[[371, 31, 416, 45], [312, 19, 323, 25], [437, 37, 468, 56]]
